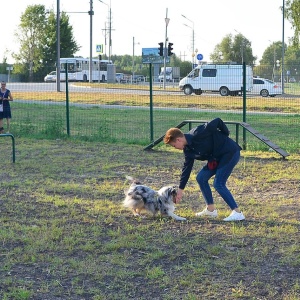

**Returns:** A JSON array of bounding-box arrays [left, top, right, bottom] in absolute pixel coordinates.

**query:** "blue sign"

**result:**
[[142, 48, 170, 64], [197, 53, 203, 61], [96, 44, 103, 53]]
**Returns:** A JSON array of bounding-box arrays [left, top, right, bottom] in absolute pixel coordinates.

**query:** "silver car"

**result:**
[[252, 78, 282, 97], [44, 71, 57, 82]]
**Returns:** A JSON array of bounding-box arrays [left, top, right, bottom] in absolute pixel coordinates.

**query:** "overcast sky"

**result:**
[[1, 0, 293, 64]]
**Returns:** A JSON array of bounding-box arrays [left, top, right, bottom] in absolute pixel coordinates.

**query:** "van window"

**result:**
[[202, 69, 217, 77], [188, 69, 199, 78]]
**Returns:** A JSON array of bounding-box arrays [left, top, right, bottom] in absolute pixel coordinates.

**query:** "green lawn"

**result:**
[[10, 101, 300, 154], [0, 138, 299, 299]]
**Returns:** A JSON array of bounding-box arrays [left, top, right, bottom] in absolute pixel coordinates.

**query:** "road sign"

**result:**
[[142, 48, 170, 64], [197, 53, 203, 61], [96, 44, 103, 53]]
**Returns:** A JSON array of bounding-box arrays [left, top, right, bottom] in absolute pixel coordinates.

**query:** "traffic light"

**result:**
[[168, 43, 174, 56], [158, 42, 164, 56]]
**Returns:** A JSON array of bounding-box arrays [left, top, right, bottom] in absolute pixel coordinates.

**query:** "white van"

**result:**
[[179, 64, 253, 96]]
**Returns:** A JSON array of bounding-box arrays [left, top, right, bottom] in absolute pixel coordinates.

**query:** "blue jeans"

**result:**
[[196, 151, 240, 210]]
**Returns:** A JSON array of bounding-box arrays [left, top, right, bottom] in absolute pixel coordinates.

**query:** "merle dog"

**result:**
[[123, 176, 186, 221]]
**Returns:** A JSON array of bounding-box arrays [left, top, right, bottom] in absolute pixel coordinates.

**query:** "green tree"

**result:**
[[210, 33, 256, 66], [12, 5, 80, 82], [0, 55, 8, 74], [12, 5, 47, 81], [210, 34, 233, 63], [283, 44, 300, 80], [43, 10, 80, 73], [286, 0, 300, 45], [255, 41, 283, 80], [260, 41, 283, 66]]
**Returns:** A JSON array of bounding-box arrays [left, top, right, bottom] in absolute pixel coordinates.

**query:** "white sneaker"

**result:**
[[195, 208, 218, 218], [223, 210, 245, 221]]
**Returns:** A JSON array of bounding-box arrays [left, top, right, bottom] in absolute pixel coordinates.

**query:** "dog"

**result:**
[[123, 176, 186, 221]]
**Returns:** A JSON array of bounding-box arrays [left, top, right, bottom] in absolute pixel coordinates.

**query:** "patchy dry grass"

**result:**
[[13, 86, 300, 113], [0, 139, 299, 300]]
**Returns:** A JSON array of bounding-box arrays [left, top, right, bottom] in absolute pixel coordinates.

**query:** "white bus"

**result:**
[[59, 57, 112, 82]]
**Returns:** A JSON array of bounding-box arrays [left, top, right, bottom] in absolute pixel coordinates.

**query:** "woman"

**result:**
[[0, 81, 13, 133], [163, 117, 245, 221]]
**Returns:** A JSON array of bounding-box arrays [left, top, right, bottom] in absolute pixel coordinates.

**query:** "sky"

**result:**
[[1, 0, 294, 64]]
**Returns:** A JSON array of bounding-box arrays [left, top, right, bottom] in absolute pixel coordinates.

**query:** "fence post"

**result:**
[[149, 63, 153, 142], [0, 133, 15, 162], [242, 62, 247, 150], [65, 63, 70, 136]]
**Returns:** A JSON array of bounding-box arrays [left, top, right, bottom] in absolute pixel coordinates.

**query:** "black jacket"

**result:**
[[179, 118, 241, 189]]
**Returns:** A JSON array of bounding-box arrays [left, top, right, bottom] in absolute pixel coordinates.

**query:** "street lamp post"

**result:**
[[99, 0, 112, 62], [269, 40, 276, 81], [282, 0, 285, 93], [63, 7, 94, 84], [234, 29, 244, 64], [182, 14, 194, 68], [132, 36, 140, 82], [88, 0, 94, 83], [219, 51, 223, 62], [56, 0, 60, 92], [163, 8, 170, 89]]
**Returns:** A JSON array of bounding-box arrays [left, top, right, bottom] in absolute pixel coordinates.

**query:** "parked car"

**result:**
[[115, 73, 129, 83], [115, 73, 123, 83], [289, 77, 296, 83], [44, 71, 56, 82], [132, 75, 145, 83], [252, 78, 282, 97]]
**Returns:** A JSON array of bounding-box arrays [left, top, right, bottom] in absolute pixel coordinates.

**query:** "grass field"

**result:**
[[0, 138, 299, 299], [6, 82, 298, 157], [9, 100, 300, 154]]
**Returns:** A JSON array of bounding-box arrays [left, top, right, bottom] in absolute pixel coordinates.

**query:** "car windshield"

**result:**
[[265, 79, 274, 84]]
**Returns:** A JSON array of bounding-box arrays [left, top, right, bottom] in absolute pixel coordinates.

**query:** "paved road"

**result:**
[[7, 82, 295, 98], [7, 82, 181, 96]]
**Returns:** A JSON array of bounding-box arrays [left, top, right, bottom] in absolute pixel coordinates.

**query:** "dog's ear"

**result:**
[[169, 186, 177, 203], [170, 186, 178, 196]]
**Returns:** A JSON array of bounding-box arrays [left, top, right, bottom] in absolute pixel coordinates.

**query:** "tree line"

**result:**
[[1, 2, 300, 82]]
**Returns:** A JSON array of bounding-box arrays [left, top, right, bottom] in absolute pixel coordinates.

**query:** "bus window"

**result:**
[[68, 63, 75, 72], [76, 61, 82, 71], [82, 61, 88, 71], [100, 62, 108, 71], [60, 63, 75, 73]]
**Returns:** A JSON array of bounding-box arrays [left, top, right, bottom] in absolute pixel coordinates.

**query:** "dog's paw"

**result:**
[[133, 213, 146, 218], [175, 216, 187, 221]]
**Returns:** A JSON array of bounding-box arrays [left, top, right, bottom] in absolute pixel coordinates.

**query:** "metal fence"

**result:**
[[2, 67, 300, 155]]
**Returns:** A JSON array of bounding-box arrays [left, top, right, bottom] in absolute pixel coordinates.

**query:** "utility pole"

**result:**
[[163, 8, 170, 89], [182, 14, 195, 69], [132, 37, 140, 81], [89, 0, 94, 83], [56, 0, 60, 92], [281, 0, 285, 93], [99, 0, 112, 61], [108, 5, 112, 62]]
